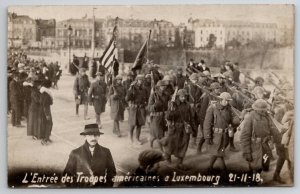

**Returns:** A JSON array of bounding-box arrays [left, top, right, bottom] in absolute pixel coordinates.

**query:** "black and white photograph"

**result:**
[[7, 4, 295, 188]]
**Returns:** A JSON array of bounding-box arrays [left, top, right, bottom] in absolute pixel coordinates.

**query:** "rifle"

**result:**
[[169, 86, 179, 111], [194, 83, 242, 117]]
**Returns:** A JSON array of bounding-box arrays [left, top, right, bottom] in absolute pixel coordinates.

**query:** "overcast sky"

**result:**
[[8, 5, 294, 27]]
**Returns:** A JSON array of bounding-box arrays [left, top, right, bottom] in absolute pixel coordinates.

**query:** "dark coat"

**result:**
[[126, 83, 148, 127], [109, 83, 126, 121], [88, 80, 107, 114], [203, 103, 239, 156], [73, 74, 90, 104], [163, 101, 194, 158], [148, 88, 171, 139], [27, 88, 41, 137], [240, 110, 281, 161], [63, 141, 116, 187], [9, 79, 21, 107], [175, 74, 186, 89], [40, 89, 53, 139]]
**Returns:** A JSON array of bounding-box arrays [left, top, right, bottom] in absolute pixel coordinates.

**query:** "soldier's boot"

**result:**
[[83, 105, 89, 120], [115, 120, 121, 137], [135, 126, 143, 145], [208, 156, 217, 174], [197, 138, 205, 154], [129, 126, 134, 144], [76, 104, 79, 116], [273, 157, 285, 184], [96, 113, 102, 129], [229, 137, 238, 152]]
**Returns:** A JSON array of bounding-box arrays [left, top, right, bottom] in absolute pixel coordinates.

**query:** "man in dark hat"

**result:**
[[63, 124, 116, 187], [88, 72, 107, 129]]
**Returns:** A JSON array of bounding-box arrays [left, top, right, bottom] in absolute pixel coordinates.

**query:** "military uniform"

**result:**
[[203, 92, 240, 171], [164, 89, 194, 166], [148, 81, 171, 149], [109, 76, 126, 136], [240, 99, 281, 172], [73, 71, 90, 119], [126, 76, 148, 144], [88, 78, 107, 127]]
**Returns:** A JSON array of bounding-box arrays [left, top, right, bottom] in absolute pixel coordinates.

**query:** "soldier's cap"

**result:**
[[115, 75, 123, 80], [218, 92, 232, 101], [210, 82, 221, 89], [145, 74, 151, 79], [136, 74, 144, 80], [252, 86, 264, 96], [95, 72, 104, 76], [203, 71, 211, 77], [189, 73, 198, 81], [177, 89, 188, 96], [252, 99, 269, 111], [157, 80, 169, 86], [80, 124, 104, 136], [214, 73, 225, 79], [138, 149, 164, 167], [255, 76, 264, 83], [200, 59, 205, 64]]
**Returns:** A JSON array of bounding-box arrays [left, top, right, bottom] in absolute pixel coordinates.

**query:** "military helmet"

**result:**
[[210, 82, 221, 90], [255, 76, 264, 83], [115, 75, 122, 80], [219, 92, 232, 101], [138, 149, 164, 168], [189, 73, 198, 81], [203, 70, 211, 77], [252, 99, 269, 111], [177, 89, 188, 96]]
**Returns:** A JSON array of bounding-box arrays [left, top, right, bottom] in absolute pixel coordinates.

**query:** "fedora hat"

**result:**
[[80, 124, 104, 136]]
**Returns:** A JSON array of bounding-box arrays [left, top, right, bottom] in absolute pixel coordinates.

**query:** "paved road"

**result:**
[[7, 73, 292, 187]]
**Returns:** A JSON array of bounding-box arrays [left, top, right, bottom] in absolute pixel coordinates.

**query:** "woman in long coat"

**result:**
[[40, 80, 53, 145], [109, 75, 126, 137], [27, 79, 42, 139]]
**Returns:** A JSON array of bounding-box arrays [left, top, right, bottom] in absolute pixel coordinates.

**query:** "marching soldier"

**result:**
[[174, 67, 186, 89], [88, 72, 107, 129], [122, 71, 135, 119], [148, 80, 171, 150], [126, 75, 148, 145], [240, 99, 281, 173], [214, 73, 228, 93], [73, 67, 90, 120], [203, 92, 240, 172], [109, 75, 126, 137], [164, 89, 194, 168], [184, 73, 203, 147], [196, 82, 221, 153]]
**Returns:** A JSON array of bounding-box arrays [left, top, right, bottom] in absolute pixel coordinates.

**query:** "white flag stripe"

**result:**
[[102, 41, 115, 63]]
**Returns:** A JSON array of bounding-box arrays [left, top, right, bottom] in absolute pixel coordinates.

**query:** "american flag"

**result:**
[[98, 24, 118, 71]]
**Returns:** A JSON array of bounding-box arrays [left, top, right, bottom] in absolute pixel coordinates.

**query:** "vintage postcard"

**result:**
[[7, 5, 294, 188]]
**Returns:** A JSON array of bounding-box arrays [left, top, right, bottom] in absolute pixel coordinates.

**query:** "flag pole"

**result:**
[[146, 30, 152, 63]]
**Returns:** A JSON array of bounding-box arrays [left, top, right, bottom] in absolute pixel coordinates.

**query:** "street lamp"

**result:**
[[67, 25, 73, 73]]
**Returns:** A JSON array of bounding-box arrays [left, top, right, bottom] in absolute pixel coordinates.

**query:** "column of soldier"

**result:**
[[75, 57, 294, 183], [8, 50, 62, 145]]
